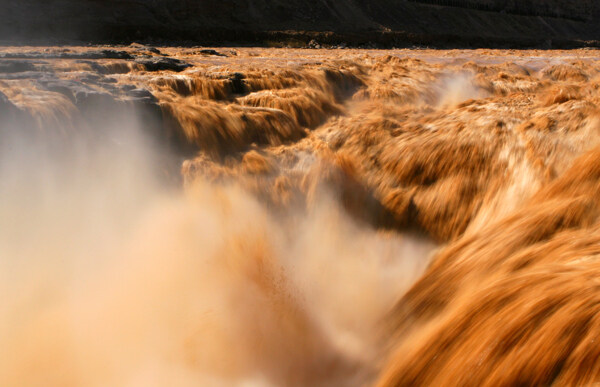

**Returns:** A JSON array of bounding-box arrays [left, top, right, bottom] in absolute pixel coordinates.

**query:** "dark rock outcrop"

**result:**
[[136, 57, 191, 72]]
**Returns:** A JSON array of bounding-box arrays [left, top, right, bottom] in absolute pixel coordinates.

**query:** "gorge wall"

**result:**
[[408, 0, 594, 21], [2, 0, 600, 48]]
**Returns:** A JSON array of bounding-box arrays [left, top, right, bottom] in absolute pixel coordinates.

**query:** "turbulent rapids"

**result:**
[[3, 46, 600, 386]]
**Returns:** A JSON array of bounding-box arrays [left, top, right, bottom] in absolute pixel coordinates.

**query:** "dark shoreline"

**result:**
[[3, 30, 600, 50]]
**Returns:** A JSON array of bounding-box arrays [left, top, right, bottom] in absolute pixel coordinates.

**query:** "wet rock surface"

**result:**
[[135, 57, 191, 72]]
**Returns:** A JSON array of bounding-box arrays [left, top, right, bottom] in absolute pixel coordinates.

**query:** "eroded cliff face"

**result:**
[[2, 0, 600, 47], [408, 0, 594, 21], [4, 46, 600, 385]]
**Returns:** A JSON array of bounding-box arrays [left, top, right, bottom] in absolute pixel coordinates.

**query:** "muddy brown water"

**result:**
[[2, 47, 600, 386]]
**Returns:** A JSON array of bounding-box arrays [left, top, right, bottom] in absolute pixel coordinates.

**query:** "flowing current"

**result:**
[[2, 46, 600, 386]]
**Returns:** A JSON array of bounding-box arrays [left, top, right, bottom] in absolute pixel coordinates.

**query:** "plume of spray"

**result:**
[[0, 103, 435, 386]]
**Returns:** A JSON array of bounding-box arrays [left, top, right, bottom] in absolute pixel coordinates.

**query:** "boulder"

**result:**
[[135, 57, 191, 72]]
